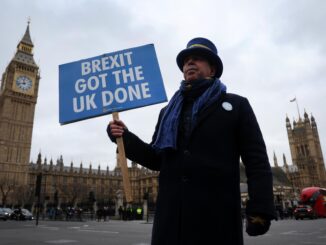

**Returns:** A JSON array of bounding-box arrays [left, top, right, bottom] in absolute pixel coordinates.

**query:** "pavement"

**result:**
[[0, 219, 152, 245], [0, 218, 325, 245]]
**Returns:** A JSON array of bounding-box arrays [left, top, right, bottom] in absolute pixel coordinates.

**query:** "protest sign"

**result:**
[[59, 44, 167, 125]]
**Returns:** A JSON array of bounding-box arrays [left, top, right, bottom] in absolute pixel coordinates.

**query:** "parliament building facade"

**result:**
[[282, 113, 326, 190]]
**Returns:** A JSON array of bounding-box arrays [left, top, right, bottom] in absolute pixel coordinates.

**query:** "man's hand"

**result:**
[[246, 215, 271, 236], [107, 120, 128, 142]]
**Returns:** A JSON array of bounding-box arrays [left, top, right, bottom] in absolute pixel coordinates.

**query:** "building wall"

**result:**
[[26, 154, 159, 209], [285, 112, 326, 189]]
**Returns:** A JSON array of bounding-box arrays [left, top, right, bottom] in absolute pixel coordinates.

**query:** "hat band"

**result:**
[[188, 44, 212, 51]]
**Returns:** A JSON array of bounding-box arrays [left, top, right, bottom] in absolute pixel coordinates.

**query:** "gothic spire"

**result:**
[[273, 151, 279, 167], [37, 152, 42, 165], [13, 21, 37, 67], [20, 20, 34, 47], [283, 153, 288, 167], [79, 162, 83, 174]]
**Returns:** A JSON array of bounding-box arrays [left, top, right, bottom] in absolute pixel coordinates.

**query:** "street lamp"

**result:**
[[35, 172, 42, 226], [143, 191, 149, 222]]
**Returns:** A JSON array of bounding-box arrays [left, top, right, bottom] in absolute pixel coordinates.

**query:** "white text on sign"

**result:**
[[72, 51, 152, 113]]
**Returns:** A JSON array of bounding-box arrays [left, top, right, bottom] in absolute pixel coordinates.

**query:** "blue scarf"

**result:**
[[152, 78, 227, 150]]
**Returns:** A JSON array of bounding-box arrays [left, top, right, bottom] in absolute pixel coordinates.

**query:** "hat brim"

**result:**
[[176, 47, 223, 78]]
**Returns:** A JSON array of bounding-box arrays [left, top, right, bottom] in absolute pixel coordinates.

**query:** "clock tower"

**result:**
[[0, 22, 40, 187]]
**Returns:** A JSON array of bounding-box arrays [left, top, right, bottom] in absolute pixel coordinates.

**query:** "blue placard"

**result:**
[[59, 44, 167, 125]]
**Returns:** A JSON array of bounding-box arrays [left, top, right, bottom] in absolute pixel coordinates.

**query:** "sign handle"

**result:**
[[112, 112, 133, 203]]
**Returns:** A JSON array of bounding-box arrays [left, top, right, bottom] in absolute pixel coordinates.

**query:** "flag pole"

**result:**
[[295, 97, 301, 119], [290, 96, 301, 120]]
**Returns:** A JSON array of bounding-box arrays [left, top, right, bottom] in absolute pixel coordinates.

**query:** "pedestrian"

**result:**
[[118, 205, 123, 220], [96, 207, 102, 222], [103, 206, 108, 221], [277, 204, 284, 220], [107, 37, 276, 245], [287, 206, 294, 219], [76, 208, 83, 221]]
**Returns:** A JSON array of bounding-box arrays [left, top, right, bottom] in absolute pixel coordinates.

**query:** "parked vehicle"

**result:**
[[0, 208, 9, 221], [294, 205, 317, 220], [0, 208, 13, 221], [2, 208, 13, 217], [10, 208, 34, 220]]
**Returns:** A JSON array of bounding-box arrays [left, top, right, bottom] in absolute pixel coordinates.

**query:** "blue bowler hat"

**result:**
[[176, 37, 223, 78]]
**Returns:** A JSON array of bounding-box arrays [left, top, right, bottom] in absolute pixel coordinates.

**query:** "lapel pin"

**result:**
[[222, 102, 233, 111]]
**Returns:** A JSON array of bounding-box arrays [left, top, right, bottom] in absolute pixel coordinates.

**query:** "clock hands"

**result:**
[[16, 75, 32, 91]]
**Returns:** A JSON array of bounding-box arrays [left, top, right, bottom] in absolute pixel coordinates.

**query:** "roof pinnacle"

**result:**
[[21, 20, 33, 46]]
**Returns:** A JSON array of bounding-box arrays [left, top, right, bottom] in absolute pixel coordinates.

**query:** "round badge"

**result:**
[[222, 102, 233, 111]]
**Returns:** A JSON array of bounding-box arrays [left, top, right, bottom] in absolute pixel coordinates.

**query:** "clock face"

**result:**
[[16, 75, 33, 92]]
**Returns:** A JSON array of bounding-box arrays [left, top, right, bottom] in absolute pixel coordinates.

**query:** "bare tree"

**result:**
[[11, 185, 35, 208], [0, 176, 16, 206], [58, 181, 88, 207]]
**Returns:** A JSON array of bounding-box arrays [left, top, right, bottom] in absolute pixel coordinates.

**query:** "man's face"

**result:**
[[182, 55, 216, 82]]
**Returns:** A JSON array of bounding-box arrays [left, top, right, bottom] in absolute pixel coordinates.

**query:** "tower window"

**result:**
[[305, 145, 310, 156], [301, 145, 305, 156], [296, 146, 301, 156]]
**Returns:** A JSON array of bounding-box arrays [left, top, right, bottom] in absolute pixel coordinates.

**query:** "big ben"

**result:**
[[0, 22, 40, 189]]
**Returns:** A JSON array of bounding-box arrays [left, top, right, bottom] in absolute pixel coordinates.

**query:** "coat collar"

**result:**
[[193, 92, 226, 131]]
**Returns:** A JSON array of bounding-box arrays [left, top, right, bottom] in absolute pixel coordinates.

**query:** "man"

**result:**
[[107, 37, 276, 245]]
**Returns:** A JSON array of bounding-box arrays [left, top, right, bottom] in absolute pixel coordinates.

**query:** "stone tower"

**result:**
[[0, 22, 40, 187], [285, 112, 326, 189]]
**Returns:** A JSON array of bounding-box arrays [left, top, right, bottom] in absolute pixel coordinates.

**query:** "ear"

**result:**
[[210, 65, 216, 77]]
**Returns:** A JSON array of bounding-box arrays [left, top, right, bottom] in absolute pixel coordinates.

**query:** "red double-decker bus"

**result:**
[[299, 187, 326, 217]]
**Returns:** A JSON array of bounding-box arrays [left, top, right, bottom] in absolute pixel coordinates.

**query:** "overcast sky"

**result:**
[[1, 0, 326, 170]]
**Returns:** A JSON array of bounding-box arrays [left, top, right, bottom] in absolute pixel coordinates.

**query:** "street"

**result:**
[[246, 219, 326, 245], [0, 218, 325, 245]]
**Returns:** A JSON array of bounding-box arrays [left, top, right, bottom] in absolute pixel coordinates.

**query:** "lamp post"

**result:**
[[143, 191, 149, 222], [35, 173, 42, 226]]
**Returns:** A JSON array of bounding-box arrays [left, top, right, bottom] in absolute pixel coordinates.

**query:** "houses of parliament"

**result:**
[[0, 23, 159, 209], [1, 23, 325, 209]]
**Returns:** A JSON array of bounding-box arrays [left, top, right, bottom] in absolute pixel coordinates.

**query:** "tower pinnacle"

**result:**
[[20, 21, 34, 47], [273, 151, 279, 167]]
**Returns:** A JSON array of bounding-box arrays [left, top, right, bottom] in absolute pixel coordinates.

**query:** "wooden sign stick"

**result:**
[[112, 112, 133, 203]]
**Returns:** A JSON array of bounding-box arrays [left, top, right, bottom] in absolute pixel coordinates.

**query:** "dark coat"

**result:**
[[122, 93, 275, 245]]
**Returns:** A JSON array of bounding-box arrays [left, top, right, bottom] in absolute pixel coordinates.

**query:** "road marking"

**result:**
[[39, 226, 59, 231], [67, 226, 81, 229], [45, 240, 78, 244], [281, 230, 322, 236], [78, 229, 119, 234], [301, 242, 326, 245], [281, 230, 297, 235]]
